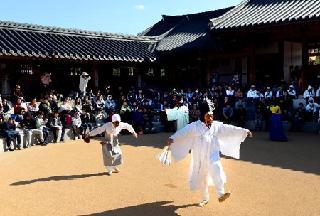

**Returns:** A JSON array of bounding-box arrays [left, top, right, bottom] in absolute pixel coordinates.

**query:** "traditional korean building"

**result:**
[[0, 21, 157, 99], [209, 0, 320, 89], [2, 0, 320, 99], [140, 7, 234, 89]]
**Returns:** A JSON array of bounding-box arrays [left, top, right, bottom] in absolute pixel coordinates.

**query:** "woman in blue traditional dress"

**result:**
[[269, 101, 288, 142]]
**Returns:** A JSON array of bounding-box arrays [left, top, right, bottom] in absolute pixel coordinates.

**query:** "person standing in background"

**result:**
[[79, 72, 91, 98]]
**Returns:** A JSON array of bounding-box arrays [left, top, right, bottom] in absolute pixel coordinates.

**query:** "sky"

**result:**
[[0, 0, 240, 35]]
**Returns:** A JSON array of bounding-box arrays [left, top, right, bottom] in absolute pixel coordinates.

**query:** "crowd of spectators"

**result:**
[[0, 77, 320, 151]]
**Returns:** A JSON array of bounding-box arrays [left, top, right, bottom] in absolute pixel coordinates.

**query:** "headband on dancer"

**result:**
[[205, 98, 215, 115], [199, 98, 215, 126]]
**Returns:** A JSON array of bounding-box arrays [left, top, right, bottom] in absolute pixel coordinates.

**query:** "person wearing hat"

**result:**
[[79, 72, 91, 98], [86, 114, 138, 176], [166, 100, 252, 207]]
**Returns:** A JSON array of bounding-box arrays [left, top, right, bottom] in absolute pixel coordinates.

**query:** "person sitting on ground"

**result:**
[[291, 102, 306, 132], [222, 103, 234, 124], [48, 111, 62, 143], [189, 103, 201, 122], [73, 97, 82, 113], [105, 94, 116, 113], [246, 85, 259, 99], [264, 87, 273, 100], [305, 97, 320, 121], [1, 117, 22, 151], [287, 85, 297, 99], [120, 101, 132, 123], [27, 98, 39, 115], [14, 98, 24, 115], [35, 111, 49, 145], [82, 96, 94, 113], [38, 97, 52, 120], [303, 85, 315, 101], [2, 99, 12, 114], [21, 111, 45, 147], [95, 94, 105, 110], [80, 111, 93, 137], [59, 97, 73, 142], [72, 112, 82, 140], [95, 109, 107, 128]]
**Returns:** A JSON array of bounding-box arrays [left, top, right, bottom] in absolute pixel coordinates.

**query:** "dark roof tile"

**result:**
[[0, 21, 157, 62], [210, 0, 320, 30], [141, 8, 233, 52]]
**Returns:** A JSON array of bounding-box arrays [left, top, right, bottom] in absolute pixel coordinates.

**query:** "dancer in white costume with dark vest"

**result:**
[[166, 100, 252, 207], [85, 114, 137, 176]]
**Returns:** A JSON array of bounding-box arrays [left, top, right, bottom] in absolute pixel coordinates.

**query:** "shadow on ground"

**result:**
[[122, 132, 320, 175], [10, 172, 107, 186], [79, 201, 197, 216], [239, 132, 320, 175]]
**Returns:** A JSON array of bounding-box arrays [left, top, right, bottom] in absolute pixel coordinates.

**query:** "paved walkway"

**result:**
[[0, 132, 319, 216]]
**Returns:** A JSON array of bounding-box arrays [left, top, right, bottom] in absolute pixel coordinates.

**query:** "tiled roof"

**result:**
[[0, 21, 157, 62], [210, 0, 320, 31], [140, 8, 233, 52]]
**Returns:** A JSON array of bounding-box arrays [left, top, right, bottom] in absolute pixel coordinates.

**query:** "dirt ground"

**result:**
[[0, 132, 319, 216]]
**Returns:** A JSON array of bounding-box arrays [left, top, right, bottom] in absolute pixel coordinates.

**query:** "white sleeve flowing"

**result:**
[[119, 122, 135, 134], [166, 108, 179, 121], [169, 122, 197, 161], [166, 107, 189, 130], [217, 123, 249, 159], [89, 123, 109, 136]]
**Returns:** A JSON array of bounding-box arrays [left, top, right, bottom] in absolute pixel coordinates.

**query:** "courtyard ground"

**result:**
[[0, 131, 319, 216]]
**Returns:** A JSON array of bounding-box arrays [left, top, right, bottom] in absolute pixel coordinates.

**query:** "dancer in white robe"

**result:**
[[167, 101, 252, 207], [87, 114, 137, 175], [166, 101, 189, 131]]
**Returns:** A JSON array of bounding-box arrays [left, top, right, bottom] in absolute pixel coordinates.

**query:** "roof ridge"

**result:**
[[209, 0, 320, 30], [162, 7, 234, 20], [209, 0, 250, 29], [0, 20, 159, 42]]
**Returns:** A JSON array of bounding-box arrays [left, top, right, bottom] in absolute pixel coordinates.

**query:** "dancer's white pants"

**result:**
[[201, 160, 225, 201], [105, 166, 118, 172]]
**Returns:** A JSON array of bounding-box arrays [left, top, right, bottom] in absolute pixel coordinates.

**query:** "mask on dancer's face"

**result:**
[[204, 113, 213, 127], [112, 121, 120, 127]]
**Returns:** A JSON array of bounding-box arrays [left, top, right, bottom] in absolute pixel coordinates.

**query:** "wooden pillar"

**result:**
[[205, 59, 211, 86], [248, 44, 256, 84], [92, 63, 98, 91], [136, 67, 142, 88], [241, 57, 248, 86], [301, 38, 308, 90], [0, 64, 11, 97]]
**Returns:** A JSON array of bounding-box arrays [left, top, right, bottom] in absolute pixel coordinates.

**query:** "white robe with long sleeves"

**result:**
[[169, 120, 249, 191], [89, 122, 135, 166], [166, 105, 189, 130], [89, 122, 135, 138]]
